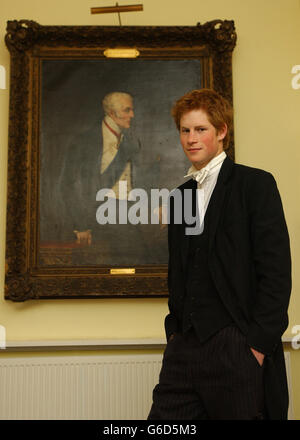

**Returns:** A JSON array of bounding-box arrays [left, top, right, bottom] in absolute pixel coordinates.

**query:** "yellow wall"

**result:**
[[1, 0, 300, 418]]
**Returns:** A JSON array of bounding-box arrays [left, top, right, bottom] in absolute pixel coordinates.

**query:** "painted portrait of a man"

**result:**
[[39, 59, 202, 266]]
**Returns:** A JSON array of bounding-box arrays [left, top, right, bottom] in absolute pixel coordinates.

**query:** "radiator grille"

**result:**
[[0, 351, 293, 419], [0, 354, 162, 420]]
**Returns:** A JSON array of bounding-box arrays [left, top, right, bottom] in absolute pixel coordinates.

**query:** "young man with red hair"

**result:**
[[148, 89, 291, 420]]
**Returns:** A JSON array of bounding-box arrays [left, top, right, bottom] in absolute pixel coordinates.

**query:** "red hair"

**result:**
[[171, 88, 233, 150]]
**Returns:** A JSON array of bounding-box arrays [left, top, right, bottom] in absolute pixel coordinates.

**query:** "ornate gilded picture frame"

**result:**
[[4, 20, 236, 300]]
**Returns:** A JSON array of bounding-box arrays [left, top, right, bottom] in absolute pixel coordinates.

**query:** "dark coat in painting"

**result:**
[[59, 122, 141, 239]]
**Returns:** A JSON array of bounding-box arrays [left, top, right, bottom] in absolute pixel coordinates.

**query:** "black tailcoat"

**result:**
[[166, 156, 292, 419]]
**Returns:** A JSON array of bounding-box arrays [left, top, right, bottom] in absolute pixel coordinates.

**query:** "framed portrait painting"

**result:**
[[4, 20, 236, 300]]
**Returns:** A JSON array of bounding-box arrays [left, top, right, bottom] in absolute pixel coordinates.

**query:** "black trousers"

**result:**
[[148, 326, 265, 420]]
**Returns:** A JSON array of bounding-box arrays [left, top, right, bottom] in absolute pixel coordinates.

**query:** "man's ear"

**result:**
[[217, 124, 228, 141], [108, 110, 115, 118]]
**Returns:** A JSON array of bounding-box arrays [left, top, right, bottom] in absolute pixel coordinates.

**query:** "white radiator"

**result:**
[[0, 354, 162, 420], [284, 351, 294, 420], [0, 352, 293, 420]]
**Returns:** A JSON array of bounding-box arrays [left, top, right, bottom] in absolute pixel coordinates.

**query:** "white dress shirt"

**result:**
[[184, 151, 226, 231]]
